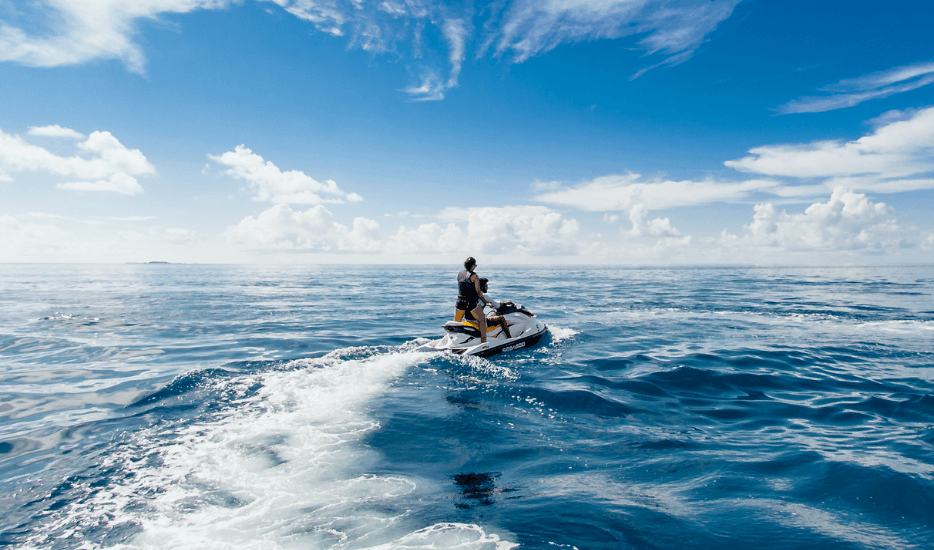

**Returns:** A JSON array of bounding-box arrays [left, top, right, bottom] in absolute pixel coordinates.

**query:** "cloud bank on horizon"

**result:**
[[1, 99, 933, 263]]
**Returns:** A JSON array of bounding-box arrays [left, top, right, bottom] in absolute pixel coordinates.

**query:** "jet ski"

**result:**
[[419, 301, 547, 357]]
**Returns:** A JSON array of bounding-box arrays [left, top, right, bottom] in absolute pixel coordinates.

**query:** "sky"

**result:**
[[1, 0, 933, 264]]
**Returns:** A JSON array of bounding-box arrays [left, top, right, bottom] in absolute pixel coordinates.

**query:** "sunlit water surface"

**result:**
[[1, 264, 933, 549]]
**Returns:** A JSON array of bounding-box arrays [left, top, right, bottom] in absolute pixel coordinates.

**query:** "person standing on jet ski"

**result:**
[[455, 257, 495, 343]]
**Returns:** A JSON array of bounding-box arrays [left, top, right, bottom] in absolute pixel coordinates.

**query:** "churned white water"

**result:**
[[22, 347, 516, 550]]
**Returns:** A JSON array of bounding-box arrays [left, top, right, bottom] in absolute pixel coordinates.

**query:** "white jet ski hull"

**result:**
[[418, 302, 548, 357]]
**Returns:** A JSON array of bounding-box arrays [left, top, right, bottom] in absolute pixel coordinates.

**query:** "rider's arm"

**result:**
[[472, 274, 492, 306]]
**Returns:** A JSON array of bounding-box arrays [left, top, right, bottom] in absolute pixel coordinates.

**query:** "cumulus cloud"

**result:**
[[725, 106, 934, 192], [537, 173, 778, 211], [226, 203, 381, 253], [739, 188, 904, 252], [627, 204, 681, 238], [27, 125, 85, 139], [0, 127, 153, 194], [390, 222, 465, 254], [210, 145, 361, 205], [540, 107, 934, 217], [778, 62, 934, 114], [1, 1, 741, 98], [390, 205, 583, 256]]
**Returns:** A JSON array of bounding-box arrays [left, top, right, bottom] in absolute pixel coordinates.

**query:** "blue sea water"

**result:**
[[1, 264, 933, 549]]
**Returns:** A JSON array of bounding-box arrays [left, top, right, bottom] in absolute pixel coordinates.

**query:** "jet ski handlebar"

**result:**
[[491, 300, 535, 317]]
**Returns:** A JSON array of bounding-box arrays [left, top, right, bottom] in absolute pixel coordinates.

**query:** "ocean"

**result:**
[[1, 264, 932, 549]]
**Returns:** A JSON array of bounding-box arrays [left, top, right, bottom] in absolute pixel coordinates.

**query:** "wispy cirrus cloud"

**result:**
[[778, 61, 934, 114], [0, 0, 741, 99], [0, 0, 229, 73], [489, 0, 741, 79]]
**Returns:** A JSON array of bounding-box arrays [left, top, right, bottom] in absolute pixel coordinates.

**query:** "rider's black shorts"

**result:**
[[456, 296, 479, 312]]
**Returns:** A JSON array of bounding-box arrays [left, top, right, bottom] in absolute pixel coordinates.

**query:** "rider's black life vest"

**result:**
[[457, 269, 478, 301]]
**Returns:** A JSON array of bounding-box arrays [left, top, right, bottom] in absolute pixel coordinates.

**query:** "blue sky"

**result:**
[[1, 0, 932, 264]]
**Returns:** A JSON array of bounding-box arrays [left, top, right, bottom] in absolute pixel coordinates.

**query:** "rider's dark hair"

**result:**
[[479, 277, 488, 293], [464, 257, 476, 270]]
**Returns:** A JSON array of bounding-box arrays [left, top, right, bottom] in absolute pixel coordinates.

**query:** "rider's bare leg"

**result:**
[[472, 304, 487, 343]]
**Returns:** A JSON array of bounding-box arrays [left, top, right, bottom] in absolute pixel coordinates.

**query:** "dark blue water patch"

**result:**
[[524, 387, 646, 418], [128, 366, 246, 408], [451, 472, 508, 508], [570, 375, 672, 399], [796, 460, 934, 528]]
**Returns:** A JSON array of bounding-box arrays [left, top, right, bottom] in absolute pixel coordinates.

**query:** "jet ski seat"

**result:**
[[442, 321, 482, 337]]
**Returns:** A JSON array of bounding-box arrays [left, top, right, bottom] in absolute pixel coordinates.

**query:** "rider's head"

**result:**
[[464, 257, 477, 271], [479, 277, 489, 293]]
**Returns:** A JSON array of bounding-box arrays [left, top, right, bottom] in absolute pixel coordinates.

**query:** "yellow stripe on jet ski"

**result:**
[[461, 321, 499, 333]]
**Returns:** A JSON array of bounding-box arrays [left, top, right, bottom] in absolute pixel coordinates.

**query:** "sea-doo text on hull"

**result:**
[[419, 301, 547, 357]]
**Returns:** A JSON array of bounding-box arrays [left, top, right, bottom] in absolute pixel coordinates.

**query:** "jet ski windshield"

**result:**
[[494, 301, 533, 317]]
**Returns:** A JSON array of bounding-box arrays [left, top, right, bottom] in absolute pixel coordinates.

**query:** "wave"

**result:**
[[20, 346, 517, 549]]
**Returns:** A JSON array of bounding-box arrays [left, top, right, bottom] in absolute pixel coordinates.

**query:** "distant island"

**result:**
[[125, 261, 173, 264]]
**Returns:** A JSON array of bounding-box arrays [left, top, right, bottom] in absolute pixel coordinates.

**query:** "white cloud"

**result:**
[[627, 204, 681, 237], [490, 0, 741, 77], [57, 173, 144, 195], [1, 1, 741, 98], [0, 127, 153, 194], [725, 106, 934, 186], [26, 212, 71, 220], [531, 107, 934, 262], [390, 222, 465, 254], [150, 226, 203, 244], [443, 17, 468, 87], [0, 214, 74, 261], [226, 204, 381, 253], [536, 173, 778, 211], [27, 125, 86, 139], [739, 188, 905, 252], [0, 0, 229, 72], [779, 62, 934, 114], [399, 16, 468, 101], [392, 205, 583, 256], [210, 145, 360, 205], [404, 71, 447, 101], [108, 215, 156, 222]]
